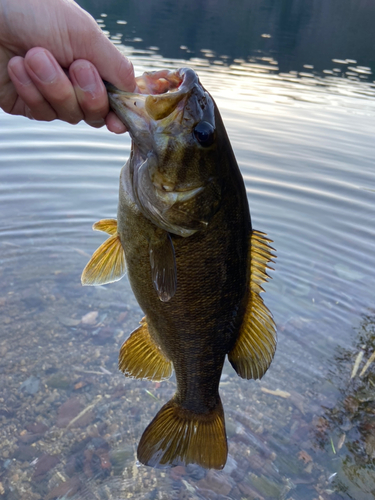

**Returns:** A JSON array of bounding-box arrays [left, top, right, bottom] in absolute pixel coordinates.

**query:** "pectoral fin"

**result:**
[[81, 219, 126, 286], [229, 230, 277, 380], [119, 317, 173, 381], [149, 230, 177, 302]]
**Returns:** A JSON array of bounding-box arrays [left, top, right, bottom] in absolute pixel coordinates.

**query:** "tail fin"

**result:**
[[137, 398, 227, 470]]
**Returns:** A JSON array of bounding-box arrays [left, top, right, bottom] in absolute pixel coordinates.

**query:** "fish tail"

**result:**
[[137, 397, 227, 469]]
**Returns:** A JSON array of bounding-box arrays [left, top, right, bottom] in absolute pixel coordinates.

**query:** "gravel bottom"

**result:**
[[0, 253, 374, 500]]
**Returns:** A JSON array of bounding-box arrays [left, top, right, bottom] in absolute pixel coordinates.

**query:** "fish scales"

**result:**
[[118, 150, 250, 410], [81, 68, 276, 469]]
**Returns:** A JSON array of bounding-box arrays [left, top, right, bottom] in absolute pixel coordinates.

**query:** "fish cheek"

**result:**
[[178, 178, 222, 226]]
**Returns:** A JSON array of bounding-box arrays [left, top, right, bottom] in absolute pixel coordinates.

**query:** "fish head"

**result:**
[[106, 68, 222, 237]]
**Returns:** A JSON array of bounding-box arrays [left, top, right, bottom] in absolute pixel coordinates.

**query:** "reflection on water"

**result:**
[[1, 3, 375, 499], [79, 0, 375, 79]]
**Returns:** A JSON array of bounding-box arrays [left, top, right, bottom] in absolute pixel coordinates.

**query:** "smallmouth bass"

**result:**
[[81, 68, 276, 469]]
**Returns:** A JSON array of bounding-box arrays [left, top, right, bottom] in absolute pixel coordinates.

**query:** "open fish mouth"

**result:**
[[106, 68, 219, 236], [105, 68, 199, 125]]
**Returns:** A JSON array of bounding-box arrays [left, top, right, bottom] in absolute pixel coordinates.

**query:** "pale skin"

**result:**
[[0, 0, 136, 133]]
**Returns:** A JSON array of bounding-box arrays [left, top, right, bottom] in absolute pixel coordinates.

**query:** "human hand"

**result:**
[[0, 0, 135, 133]]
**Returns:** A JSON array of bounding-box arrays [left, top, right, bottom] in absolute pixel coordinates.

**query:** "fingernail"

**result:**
[[74, 63, 97, 93], [87, 119, 106, 128], [28, 51, 57, 83], [8, 59, 32, 85]]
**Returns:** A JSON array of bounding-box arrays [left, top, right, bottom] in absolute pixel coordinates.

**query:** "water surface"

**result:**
[[0, 2, 375, 499]]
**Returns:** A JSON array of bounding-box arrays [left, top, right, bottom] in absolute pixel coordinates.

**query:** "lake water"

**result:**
[[1, 1, 375, 499]]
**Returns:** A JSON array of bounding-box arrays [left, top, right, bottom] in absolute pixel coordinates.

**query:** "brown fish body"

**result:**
[[81, 68, 276, 469], [118, 121, 251, 412]]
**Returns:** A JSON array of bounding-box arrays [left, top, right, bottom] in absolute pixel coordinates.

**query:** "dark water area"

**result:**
[[0, 0, 375, 499], [79, 0, 375, 80]]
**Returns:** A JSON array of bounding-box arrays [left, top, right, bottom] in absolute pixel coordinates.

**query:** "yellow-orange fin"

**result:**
[[92, 218, 118, 235], [119, 318, 172, 381], [81, 233, 125, 286], [137, 398, 227, 469], [228, 230, 277, 380]]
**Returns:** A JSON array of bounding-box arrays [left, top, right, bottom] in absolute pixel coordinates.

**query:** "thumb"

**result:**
[[65, 4, 136, 92], [84, 32, 136, 92]]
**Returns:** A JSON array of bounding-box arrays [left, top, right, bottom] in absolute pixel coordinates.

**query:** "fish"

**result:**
[[81, 68, 276, 470]]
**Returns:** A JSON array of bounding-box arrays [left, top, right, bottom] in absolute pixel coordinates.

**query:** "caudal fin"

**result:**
[[137, 398, 227, 470]]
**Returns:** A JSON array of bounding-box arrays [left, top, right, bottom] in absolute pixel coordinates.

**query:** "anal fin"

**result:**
[[81, 219, 126, 286], [229, 230, 277, 380], [119, 318, 172, 381]]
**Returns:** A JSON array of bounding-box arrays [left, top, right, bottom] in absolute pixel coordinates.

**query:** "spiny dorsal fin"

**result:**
[[228, 230, 277, 380], [137, 397, 227, 469], [81, 220, 125, 286], [119, 318, 172, 381], [93, 218, 118, 235]]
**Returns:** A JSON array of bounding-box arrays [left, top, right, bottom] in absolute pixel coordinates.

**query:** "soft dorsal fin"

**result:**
[[81, 219, 126, 286], [228, 230, 277, 380], [119, 317, 173, 381]]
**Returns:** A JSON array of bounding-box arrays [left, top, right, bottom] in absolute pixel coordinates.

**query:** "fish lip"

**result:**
[[105, 68, 199, 127], [105, 68, 198, 97]]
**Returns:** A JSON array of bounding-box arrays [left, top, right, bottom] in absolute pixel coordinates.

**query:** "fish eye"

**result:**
[[193, 121, 215, 147]]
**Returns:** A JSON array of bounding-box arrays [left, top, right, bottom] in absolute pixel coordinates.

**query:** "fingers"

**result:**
[[105, 111, 127, 134], [7, 47, 128, 132], [24, 47, 84, 124], [73, 26, 136, 93], [7, 56, 57, 121], [68, 59, 107, 128]]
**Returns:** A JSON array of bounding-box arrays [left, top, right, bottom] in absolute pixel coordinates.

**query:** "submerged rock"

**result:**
[[19, 376, 40, 395]]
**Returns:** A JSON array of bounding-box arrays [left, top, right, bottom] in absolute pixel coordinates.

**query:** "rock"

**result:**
[[249, 474, 284, 498], [110, 446, 134, 475], [46, 374, 71, 389], [238, 482, 265, 500], [170, 465, 186, 481], [117, 312, 128, 323], [365, 434, 375, 459], [33, 453, 60, 480], [186, 463, 206, 481], [334, 264, 364, 281], [18, 432, 42, 445], [197, 470, 233, 496], [56, 397, 94, 428], [81, 311, 99, 325], [59, 316, 81, 327], [45, 476, 81, 500], [25, 423, 48, 434], [196, 489, 217, 500], [12, 444, 40, 461], [19, 376, 40, 395]]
